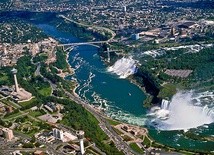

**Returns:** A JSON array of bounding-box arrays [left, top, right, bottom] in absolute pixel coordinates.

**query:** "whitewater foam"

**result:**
[[108, 109, 147, 126], [148, 91, 214, 131], [108, 57, 137, 78], [91, 92, 109, 109], [77, 71, 95, 100]]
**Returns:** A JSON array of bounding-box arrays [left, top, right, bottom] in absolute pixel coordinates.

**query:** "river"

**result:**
[[0, 9, 213, 153], [36, 23, 214, 153]]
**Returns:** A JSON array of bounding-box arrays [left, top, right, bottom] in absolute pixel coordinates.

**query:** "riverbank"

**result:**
[[67, 47, 214, 154], [99, 50, 161, 107], [35, 18, 213, 154]]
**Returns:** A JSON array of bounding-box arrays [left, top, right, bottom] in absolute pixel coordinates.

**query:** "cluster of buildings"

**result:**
[[10, 0, 74, 12], [0, 37, 58, 67], [37, 102, 64, 124], [36, 128, 77, 143], [116, 124, 148, 137], [136, 20, 214, 43], [0, 126, 86, 155], [35, 129, 85, 155], [65, 0, 214, 40]]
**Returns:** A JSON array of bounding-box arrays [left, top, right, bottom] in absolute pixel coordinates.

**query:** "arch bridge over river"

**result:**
[[57, 41, 110, 51]]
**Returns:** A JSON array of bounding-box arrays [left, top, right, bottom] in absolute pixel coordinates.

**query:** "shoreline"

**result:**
[[64, 45, 212, 155]]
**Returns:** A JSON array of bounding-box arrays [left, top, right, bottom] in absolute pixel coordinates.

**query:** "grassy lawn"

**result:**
[[38, 87, 52, 96], [15, 116, 51, 136], [129, 143, 145, 154], [29, 110, 44, 117], [106, 118, 121, 126], [0, 98, 20, 109], [4, 111, 23, 120], [142, 136, 151, 146], [0, 74, 8, 81], [158, 83, 177, 100], [20, 98, 37, 108]]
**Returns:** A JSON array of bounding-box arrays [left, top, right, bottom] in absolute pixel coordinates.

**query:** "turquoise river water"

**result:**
[[37, 23, 214, 153]]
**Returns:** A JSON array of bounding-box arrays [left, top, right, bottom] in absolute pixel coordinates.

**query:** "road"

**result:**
[[33, 61, 57, 95], [58, 41, 110, 47], [30, 48, 138, 155], [58, 15, 116, 41], [63, 89, 140, 155]]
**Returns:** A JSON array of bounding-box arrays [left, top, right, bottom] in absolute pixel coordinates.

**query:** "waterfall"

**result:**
[[161, 99, 170, 110], [148, 91, 214, 131], [203, 105, 214, 117], [108, 57, 137, 78]]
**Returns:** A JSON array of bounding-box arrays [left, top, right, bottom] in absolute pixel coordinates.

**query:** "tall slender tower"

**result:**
[[11, 68, 19, 93], [123, 6, 127, 12], [107, 48, 110, 63], [77, 130, 85, 155], [3, 46, 7, 55], [170, 26, 176, 37]]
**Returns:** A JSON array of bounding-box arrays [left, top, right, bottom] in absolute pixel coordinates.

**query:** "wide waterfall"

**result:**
[[148, 91, 214, 131], [108, 57, 137, 78]]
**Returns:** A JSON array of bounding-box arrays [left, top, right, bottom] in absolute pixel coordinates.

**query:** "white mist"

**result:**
[[149, 91, 214, 131]]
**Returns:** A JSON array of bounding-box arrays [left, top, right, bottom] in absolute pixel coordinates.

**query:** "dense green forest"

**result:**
[[54, 48, 68, 70], [137, 46, 214, 100], [0, 49, 123, 154]]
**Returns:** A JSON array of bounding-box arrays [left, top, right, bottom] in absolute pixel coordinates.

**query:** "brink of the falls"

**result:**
[[108, 57, 137, 78]]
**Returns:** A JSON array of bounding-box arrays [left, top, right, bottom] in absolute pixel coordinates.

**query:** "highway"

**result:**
[[30, 48, 138, 155], [58, 41, 109, 47], [58, 15, 116, 41], [63, 89, 140, 155]]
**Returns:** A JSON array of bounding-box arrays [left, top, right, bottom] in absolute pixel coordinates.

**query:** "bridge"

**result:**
[[58, 41, 109, 47], [58, 15, 116, 41], [57, 15, 117, 52], [57, 41, 111, 51]]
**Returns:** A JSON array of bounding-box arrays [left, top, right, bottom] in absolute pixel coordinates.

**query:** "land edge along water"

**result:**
[[64, 46, 209, 155], [97, 49, 161, 107], [56, 17, 212, 154], [2, 11, 210, 154]]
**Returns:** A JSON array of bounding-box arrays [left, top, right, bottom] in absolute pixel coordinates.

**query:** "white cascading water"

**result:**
[[148, 91, 214, 131], [108, 57, 137, 78]]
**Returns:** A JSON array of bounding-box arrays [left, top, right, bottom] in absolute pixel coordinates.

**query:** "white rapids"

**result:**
[[108, 57, 137, 78]]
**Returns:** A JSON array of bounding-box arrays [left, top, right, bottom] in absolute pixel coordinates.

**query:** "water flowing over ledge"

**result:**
[[148, 91, 214, 131], [107, 57, 137, 78]]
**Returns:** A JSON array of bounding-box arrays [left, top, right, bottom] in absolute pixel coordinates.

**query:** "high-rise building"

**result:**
[[2, 128, 14, 141], [53, 128, 64, 141]]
